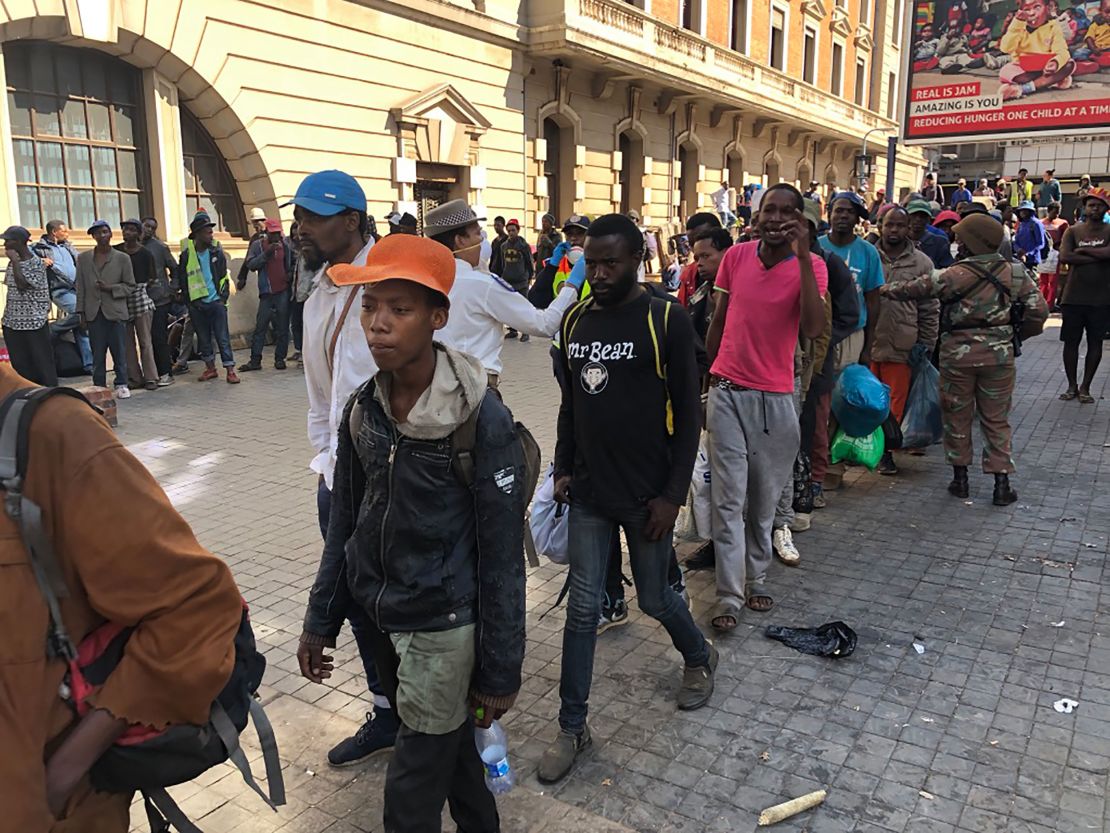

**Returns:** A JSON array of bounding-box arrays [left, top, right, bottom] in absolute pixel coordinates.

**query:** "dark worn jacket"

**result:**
[[303, 381, 527, 701], [245, 237, 295, 295], [143, 236, 179, 305], [873, 242, 940, 364]]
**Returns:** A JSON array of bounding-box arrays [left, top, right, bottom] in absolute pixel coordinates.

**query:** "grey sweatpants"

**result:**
[[774, 379, 804, 529], [708, 386, 800, 607]]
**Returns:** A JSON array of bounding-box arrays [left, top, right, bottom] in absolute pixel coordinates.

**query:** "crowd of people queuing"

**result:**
[[5, 160, 1107, 833]]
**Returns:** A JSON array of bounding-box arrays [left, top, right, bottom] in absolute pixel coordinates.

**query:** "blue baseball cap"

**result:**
[[281, 170, 366, 216]]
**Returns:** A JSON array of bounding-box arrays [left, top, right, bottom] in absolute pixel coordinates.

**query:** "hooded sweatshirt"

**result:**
[[373, 345, 486, 440]]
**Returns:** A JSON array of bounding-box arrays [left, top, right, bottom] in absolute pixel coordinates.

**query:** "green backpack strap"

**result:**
[[646, 298, 674, 436]]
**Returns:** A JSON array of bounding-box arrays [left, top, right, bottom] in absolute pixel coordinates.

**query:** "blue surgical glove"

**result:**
[[549, 241, 570, 265], [565, 254, 587, 290]]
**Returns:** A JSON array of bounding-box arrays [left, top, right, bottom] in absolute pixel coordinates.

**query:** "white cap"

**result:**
[[249, 207, 266, 222]]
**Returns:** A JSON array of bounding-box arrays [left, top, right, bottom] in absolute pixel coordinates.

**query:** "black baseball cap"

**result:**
[[2, 225, 31, 244]]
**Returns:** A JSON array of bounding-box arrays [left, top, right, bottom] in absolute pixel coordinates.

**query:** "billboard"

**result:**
[[902, 0, 1110, 143]]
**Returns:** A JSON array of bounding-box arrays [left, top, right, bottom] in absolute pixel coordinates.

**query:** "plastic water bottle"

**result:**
[[474, 719, 514, 795]]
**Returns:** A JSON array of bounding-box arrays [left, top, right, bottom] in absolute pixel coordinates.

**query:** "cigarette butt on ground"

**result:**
[[757, 789, 828, 826]]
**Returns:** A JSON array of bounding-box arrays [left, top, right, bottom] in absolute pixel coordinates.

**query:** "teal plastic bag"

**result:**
[[829, 426, 885, 471]]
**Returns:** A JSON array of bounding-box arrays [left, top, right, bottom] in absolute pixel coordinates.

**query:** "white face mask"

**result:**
[[478, 231, 493, 274]]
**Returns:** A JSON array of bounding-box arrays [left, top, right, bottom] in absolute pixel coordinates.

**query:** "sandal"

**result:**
[[745, 585, 774, 613], [1078, 391, 1095, 404], [1060, 388, 1078, 401], [711, 601, 742, 632]]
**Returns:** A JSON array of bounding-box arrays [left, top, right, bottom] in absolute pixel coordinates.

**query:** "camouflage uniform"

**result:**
[[883, 254, 1047, 473]]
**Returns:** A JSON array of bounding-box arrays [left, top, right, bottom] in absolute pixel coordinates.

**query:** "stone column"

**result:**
[[141, 69, 188, 242]]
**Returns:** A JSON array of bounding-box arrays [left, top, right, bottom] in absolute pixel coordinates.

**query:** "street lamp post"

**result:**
[[861, 126, 898, 203]]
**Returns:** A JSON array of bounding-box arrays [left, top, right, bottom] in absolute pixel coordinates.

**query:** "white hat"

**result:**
[[249, 207, 266, 222]]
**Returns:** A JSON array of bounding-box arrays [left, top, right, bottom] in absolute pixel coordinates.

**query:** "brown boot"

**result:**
[[226, 368, 241, 384], [198, 361, 218, 382]]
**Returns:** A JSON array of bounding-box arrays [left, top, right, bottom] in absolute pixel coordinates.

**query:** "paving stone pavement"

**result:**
[[115, 322, 1109, 833]]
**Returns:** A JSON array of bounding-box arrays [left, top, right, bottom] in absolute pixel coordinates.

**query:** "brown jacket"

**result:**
[[0, 366, 242, 832], [75, 248, 135, 322], [872, 242, 940, 364]]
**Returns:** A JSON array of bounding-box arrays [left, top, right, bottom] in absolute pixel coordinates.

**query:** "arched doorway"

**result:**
[[796, 160, 813, 191], [678, 142, 699, 221], [764, 157, 781, 186], [618, 130, 645, 215], [726, 151, 745, 192], [542, 116, 575, 221]]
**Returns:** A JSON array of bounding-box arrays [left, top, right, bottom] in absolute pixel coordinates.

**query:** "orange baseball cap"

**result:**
[[328, 235, 456, 298]]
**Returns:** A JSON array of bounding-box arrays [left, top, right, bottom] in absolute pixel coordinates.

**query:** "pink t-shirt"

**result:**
[[710, 241, 829, 394]]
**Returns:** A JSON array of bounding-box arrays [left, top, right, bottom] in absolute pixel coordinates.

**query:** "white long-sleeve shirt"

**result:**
[[711, 186, 730, 213], [303, 239, 375, 489], [438, 259, 579, 375]]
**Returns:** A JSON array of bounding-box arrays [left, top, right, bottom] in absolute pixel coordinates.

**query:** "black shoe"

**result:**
[[238, 360, 262, 372], [505, 329, 519, 340], [327, 709, 399, 767], [877, 451, 898, 476], [275, 360, 287, 370], [993, 474, 1018, 506], [948, 465, 969, 498], [684, 540, 716, 571], [520, 334, 530, 343], [597, 595, 628, 634]]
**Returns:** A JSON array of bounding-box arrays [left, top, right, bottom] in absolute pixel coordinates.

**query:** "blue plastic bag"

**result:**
[[831, 364, 891, 438], [900, 347, 943, 448]]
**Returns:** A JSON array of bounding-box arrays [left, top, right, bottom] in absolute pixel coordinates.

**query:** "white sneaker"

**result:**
[[157, 374, 174, 387], [773, 526, 800, 566], [115, 385, 131, 399]]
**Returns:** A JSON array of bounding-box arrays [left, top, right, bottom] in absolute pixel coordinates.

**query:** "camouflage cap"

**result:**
[[953, 213, 1002, 256], [802, 197, 822, 230]]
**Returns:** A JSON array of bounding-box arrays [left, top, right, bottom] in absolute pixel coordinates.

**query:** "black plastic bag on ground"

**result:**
[[765, 621, 857, 658]]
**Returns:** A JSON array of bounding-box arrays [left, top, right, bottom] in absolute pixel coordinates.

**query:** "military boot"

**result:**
[[947, 466, 969, 498], [993, 473, 1018, 506]]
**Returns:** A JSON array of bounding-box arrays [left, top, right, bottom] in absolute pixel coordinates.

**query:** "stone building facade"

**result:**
[[0, 0, 924, 329]]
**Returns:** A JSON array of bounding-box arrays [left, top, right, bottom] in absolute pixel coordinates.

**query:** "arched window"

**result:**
[[181, 110, 245, 236], [4, 42, 146, 230]]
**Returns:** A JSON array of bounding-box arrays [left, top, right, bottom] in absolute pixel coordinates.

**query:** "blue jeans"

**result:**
[[559, 502, 710, 733], [317, 479, 385, 699], [52, 289, 92, 369], [290, 299, 305, 353], [190, 300, 235, 367], [718, 210, 737, 228], [86, 313, 127, 387], [250, 292, 291, 363]]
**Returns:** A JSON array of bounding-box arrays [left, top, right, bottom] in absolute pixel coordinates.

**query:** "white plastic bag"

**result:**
[[690, 434, 712, 539], [529, 466, 569, 565]]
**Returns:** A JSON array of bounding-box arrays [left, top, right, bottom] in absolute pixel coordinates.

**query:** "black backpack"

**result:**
[[0, 386, 285, 833]]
